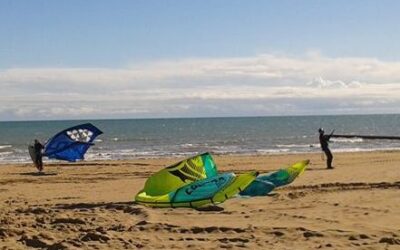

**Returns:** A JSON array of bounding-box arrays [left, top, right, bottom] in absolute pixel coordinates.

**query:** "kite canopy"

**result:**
[[239, 179, 275, 197], [43, 123, 103, 162], [136, 172, 257, 208], [240, 160, 309, 196], [259, 159, 309, 187], [142, 152, 217, 196], [135, 152, 308, 208], [135, 153, 257, 208]]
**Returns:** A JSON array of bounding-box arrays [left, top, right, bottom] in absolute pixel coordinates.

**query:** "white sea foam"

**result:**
[[257, 149, 290, 154], [0, 155, 31, 164], [333, 147, 400, 153], [276, 144, 312, 148], [0, 145, 12, 149], [0, 151, 13, 155], [85, 152, 112, 161], [82, 144, 400, 161], [331, 138, 363, 143]]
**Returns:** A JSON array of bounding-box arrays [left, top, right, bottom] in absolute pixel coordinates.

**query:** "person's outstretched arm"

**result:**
[[328, 129, 335, 140]]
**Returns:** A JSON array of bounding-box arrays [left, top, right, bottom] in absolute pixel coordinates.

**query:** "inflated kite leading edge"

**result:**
[[135, 171, 257, 208], [240, 159, 309, 196]]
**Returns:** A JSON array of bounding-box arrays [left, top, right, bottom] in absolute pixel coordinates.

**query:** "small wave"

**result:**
[[331, 138, 363, 143], [0, 145, 12, 149], [0, 151, 13, 155], [94, 139, 103, 142], [276, 144, 312, 148], [85, 152, 112, 161], [334, 147, 366, 153], [0, 155, 31, 164], [334, 146, 400, 153], [257, 149, 290, 154]]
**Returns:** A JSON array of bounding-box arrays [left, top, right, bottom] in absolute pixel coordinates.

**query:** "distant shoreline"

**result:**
[[2, 148, 400, 165]]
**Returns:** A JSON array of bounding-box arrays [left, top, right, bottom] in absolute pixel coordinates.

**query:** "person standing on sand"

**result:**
[[318, 128, 334, 169], [34, 139, 44, 172]]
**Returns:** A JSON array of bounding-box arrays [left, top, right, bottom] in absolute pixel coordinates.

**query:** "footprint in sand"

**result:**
[[271, 231, 285, 237], [19, 235, 67, 249], [15, 207, 48, 214], [51, 218, 86, 225], [348, 235, 358, 241], [0, 228, 10, 238], [80, 232, 110, 243], [108, 224, 126, 232], [379, 237, 400, 245], [303, 231, 324, 238]]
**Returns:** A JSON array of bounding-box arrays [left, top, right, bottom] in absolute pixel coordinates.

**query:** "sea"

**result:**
[[1, 114, 400, 164]]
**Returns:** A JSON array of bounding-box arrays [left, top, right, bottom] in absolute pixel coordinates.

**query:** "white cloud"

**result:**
[[306, 76, 363, 89], [1, 53, 400, 120]]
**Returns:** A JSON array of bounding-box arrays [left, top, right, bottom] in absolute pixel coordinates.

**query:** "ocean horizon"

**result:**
[[1, 114, 400, 164]]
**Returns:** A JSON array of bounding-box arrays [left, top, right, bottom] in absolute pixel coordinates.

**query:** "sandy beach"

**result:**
[[1, 151, 400, 249]]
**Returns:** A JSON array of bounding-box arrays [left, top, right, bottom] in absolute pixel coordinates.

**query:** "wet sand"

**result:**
[[1, 151, 400, 249]]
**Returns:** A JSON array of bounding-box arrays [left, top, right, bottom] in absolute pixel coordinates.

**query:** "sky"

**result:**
[[1, 0, 400, 121]]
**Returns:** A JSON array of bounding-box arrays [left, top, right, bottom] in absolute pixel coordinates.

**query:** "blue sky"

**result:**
[[1, 1, 400, 120], [2, 0, 399, 67]]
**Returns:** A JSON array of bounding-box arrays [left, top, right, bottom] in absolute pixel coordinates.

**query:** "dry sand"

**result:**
[[0, 151, 400, 249]]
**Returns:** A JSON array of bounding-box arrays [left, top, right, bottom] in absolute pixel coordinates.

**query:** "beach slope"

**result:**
[[1, 151, 399, 249]]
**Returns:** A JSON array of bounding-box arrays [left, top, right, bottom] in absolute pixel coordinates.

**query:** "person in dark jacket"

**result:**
[[34, 139, 44, 172], [318, 128, 334, 169]]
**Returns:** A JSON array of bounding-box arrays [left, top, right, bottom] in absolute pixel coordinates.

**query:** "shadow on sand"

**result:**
[[19, 172, 58, 176], [53, 201, 147, 216], [196, 206, 224, 212], [55, 201, 137, 210], [55, 201, 225, 213]]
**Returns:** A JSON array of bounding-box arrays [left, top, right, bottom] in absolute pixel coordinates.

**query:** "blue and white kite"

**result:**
[[43, 123, 103, 162]]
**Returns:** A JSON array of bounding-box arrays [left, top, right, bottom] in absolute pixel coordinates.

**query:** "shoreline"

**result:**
[[2, 147, 400, 165]]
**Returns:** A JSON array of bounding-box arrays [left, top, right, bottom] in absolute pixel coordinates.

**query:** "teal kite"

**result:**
[[134, 152, 309, 208], [240, 160, 309, 196], [135, 153, 257, 208]]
